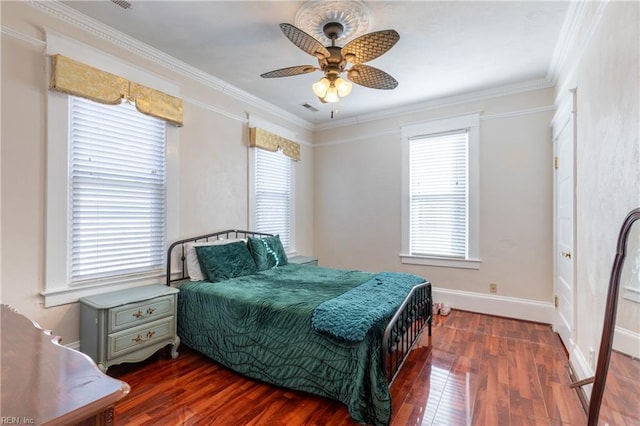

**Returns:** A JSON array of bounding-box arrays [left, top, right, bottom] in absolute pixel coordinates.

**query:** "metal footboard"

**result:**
[[382, 282, 432, 383]]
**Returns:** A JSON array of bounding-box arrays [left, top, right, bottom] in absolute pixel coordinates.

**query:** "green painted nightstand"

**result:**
[[79, 284, 180, 372]]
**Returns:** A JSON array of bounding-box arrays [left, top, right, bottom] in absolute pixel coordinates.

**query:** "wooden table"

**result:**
[[1, 305, 130, 425]]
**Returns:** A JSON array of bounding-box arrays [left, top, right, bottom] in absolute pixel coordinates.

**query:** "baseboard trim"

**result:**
[[614, 326, 640, 358], [569, 345, 594, 396], [567, 359, 590, 415], [432, 286, 555, 324]]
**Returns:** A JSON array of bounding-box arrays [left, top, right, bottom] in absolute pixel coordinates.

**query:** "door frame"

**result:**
[[552, 88, 577, 355]]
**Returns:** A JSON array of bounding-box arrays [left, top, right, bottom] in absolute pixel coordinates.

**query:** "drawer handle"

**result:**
[[132, 331, 156, 343], [132, 307, 157, 319]]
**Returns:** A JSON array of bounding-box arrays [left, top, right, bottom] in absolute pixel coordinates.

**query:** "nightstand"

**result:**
[[288, 255, 318, 266], [79, 284, 180, 372]]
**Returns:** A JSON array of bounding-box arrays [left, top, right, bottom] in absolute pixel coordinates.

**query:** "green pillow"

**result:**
[[247, 235, 289, 271], [195, 240, 257, 282]]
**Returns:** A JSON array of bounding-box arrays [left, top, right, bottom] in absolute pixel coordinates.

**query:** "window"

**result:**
[[401, 114, 480, 269], [250, 148, 294, 252], [42, 33, 179, 307], [44, 93, 176, 307], [69, 97, 166, 282], [409, 130, 468, 258]]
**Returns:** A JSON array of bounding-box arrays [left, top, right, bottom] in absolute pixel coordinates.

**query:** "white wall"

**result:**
[[0, 2, 314, 343], [554, 1, 640, 376], [313, 89, 556, 321]]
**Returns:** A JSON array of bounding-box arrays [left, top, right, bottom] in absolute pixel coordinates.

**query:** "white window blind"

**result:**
[[69, 97, 167, 282], [254, 148, 292, 250], [409, 129, 469, 258]]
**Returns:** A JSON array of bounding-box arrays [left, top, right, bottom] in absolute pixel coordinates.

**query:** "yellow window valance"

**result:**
[[49, 54, 183, 127], [249, 127, 300, 161]]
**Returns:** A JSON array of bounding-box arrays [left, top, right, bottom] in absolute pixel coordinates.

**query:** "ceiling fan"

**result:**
[[261, 22, 399, 103]]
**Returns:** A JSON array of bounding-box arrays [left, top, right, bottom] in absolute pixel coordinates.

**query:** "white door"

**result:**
[[553, 91, 576, 352]]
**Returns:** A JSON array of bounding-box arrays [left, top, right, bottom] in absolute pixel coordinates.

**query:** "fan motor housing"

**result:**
[[319, 46, 346, 73]]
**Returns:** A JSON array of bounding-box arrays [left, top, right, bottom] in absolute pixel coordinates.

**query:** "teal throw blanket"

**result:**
[[311, 271, 425, 342]]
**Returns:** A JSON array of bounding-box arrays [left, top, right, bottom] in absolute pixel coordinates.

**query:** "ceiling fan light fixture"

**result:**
[[313, 75, 351, 103], [335, 77, 352, 97], [263, 3, 399, 108], [323, 84, 340, 103], [312, 77, 331, 98]]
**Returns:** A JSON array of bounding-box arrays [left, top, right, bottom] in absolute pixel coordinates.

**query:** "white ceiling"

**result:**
[[60, 1, 570, 126]]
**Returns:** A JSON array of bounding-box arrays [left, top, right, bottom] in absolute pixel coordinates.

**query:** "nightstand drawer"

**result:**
[[109, 295, 174, 333], [108, 317, 174, 359]]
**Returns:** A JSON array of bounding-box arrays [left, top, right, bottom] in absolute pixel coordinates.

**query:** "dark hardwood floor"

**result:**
[[110, 310, 590, 425]]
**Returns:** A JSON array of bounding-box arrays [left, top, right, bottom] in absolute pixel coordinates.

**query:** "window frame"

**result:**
[[248, 147, 296, 255], [400, 113, 481, 269], [42, 31, 179, 307], [44, 92, 179, 307]]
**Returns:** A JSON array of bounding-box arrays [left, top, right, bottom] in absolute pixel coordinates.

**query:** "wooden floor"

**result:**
[[110, 310, 589, 425], [599, 350, 640, 425]]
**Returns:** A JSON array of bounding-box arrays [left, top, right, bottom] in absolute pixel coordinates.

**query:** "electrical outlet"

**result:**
[[489, 283, 497, 294]]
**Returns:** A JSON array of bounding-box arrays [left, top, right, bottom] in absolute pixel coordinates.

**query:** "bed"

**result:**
[[166, 230, 432, 425]]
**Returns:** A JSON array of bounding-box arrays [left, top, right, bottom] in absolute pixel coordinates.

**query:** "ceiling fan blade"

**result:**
[[279, 23, 331, 59], [342, 30, 400, 64], [347, 65, 398, 90], [260, 65, 317, 78]]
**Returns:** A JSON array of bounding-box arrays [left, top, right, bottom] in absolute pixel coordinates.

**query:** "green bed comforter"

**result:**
[[176, 264, 404, 425]]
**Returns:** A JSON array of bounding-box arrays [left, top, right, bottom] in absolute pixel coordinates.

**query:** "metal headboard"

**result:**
[[165, 229, 273, 285]]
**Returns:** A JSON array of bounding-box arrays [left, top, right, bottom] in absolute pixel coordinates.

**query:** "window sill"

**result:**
[[41, 271, 165, 307], [400, 254, 481, 269]]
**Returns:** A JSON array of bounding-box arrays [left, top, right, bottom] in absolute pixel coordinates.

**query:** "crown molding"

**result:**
[[1, 25, 46, 48], [25, 0, 591, 134], [29, 0, 315, 131], [315, 77, 554, 131], [547, 0, 592, 85], [315, 0, 604, 132], [552, 0, 609, 100], [547, 1, 584, 84]]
